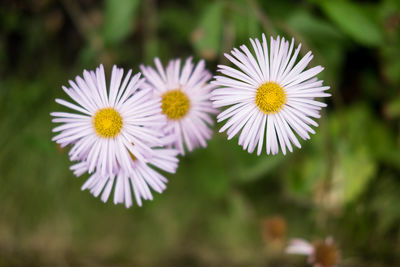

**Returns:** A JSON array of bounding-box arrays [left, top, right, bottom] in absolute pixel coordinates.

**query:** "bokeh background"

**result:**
[[1, 0, 400, 266]]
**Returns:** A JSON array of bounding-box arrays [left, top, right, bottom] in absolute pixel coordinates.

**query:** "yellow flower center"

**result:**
[[161, 89, 190, 120], [255, 82, 286, 114], [92, 108, 123, 138]]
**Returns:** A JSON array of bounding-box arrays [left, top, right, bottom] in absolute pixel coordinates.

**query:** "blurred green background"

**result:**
[[1, 0, 400, 266]]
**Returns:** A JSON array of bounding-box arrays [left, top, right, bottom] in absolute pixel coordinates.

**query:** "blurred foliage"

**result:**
[[103, 0, 140, 46], [0, 0, 400, 266], [319, 0, 384, 46]]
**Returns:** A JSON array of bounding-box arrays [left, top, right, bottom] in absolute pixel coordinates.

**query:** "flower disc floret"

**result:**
[[93, 107, 123, 138], [255, 82, 286, 114], [161, 90, 190, 120]]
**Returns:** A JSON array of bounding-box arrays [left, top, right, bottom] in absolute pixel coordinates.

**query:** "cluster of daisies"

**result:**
[[51, 34, 330, 208]]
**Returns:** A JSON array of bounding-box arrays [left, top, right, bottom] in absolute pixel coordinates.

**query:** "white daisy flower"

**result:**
[[51, 64, 166, 176], [212, 35, 331, 155], [286, 237, 339, 267], [140, 57, 218, 155], [71, 141, 179, 208]]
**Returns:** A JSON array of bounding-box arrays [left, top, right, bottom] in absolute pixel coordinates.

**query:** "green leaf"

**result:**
[[287, 10, 344, 45], [286, 10, 346, 81], [319, 0, 383, 46], [285, 149, 327, 199], [180, 137, 232, 198], [236, 154, 285, 183], [102, 0, 140, 46], [332, 104, 400, 170], [332, 144, 376, 205], [192, 1, 224, 60], [230, 0, 261, 41]]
